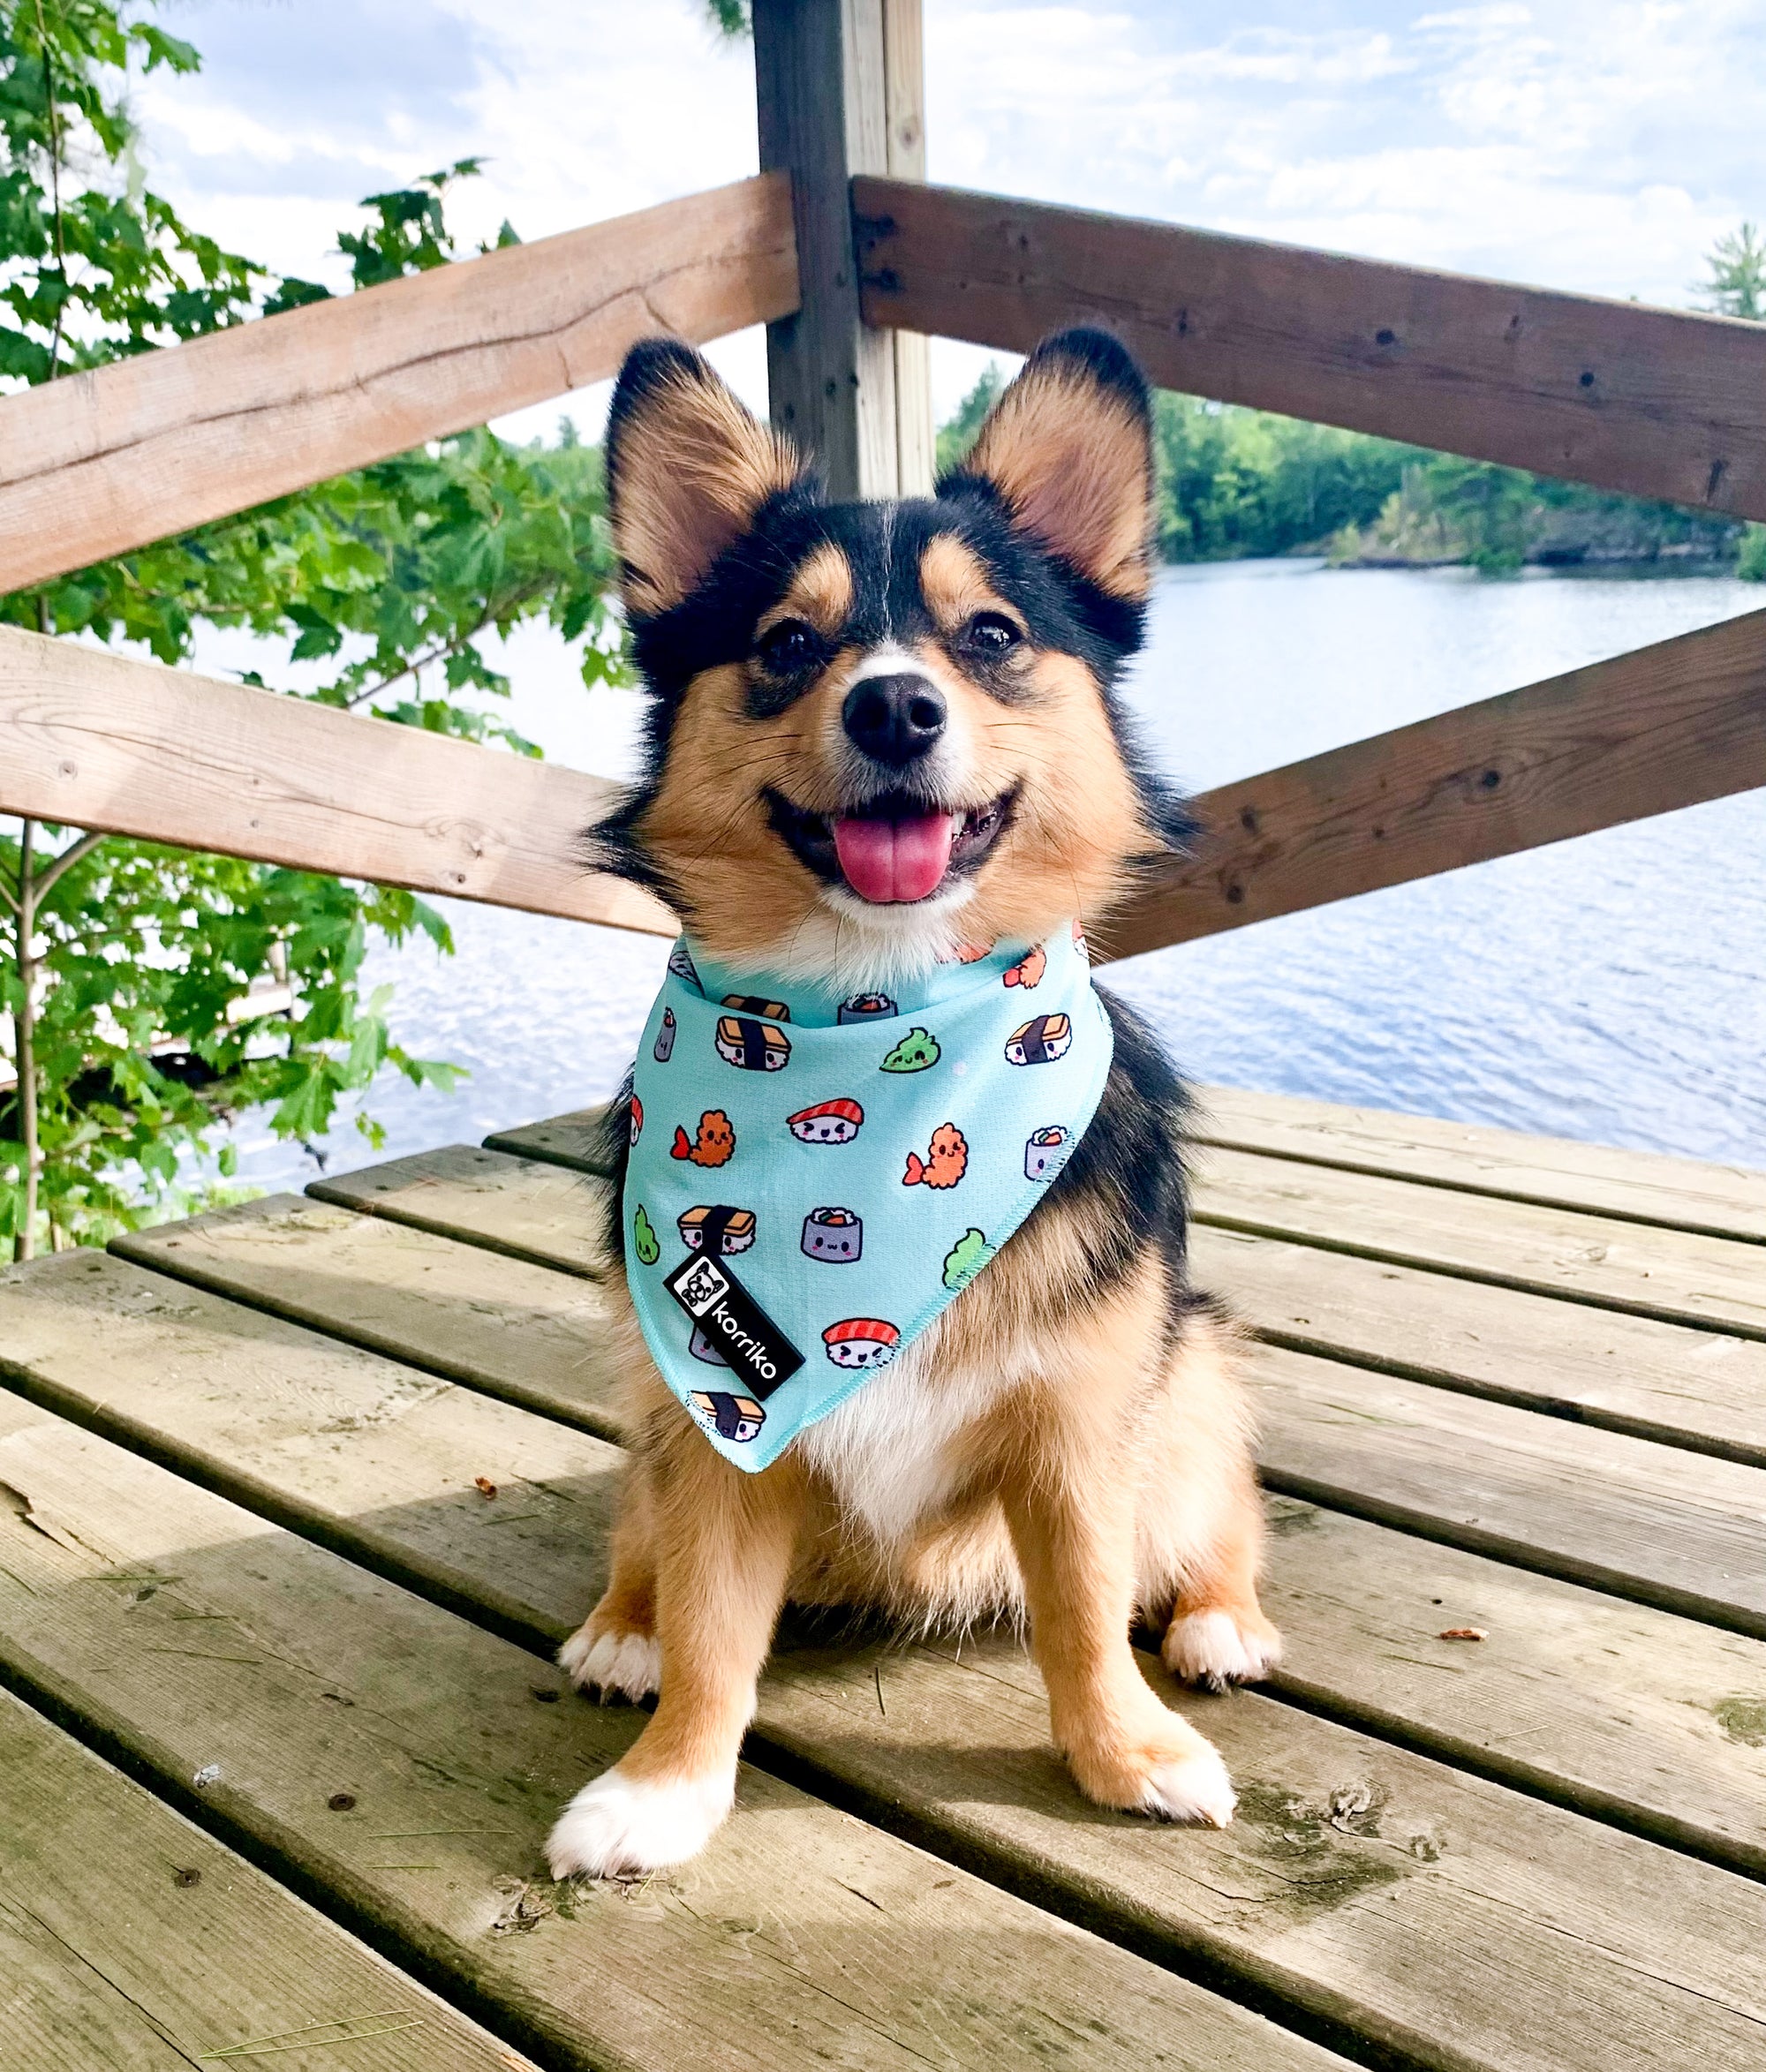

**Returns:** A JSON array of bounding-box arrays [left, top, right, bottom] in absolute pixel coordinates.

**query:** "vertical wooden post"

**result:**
[[882, 0, 934, 495], [753, 0, 933, 501]]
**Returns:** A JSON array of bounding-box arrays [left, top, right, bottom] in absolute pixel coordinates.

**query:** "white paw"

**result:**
[[546, 1766, 734, 1880], [1163, 1609, 1281, 1690], [557, 1624, 661, 1701], [1140, 1741, 1237, 1827]]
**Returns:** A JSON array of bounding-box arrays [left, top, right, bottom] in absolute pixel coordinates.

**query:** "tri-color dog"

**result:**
[[546, 327, 1279, 1880]]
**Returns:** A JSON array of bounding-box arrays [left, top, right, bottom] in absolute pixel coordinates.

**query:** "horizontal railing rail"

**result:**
[[11, 607, 1762, 968], [0, 626, 675, 938], [0, 174, 797, 595], [857, 177, 1766, 522], [1094, 607, 1766, 960]]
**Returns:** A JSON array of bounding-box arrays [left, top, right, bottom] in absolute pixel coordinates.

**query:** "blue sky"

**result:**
[[140, 0, 1766, 428]]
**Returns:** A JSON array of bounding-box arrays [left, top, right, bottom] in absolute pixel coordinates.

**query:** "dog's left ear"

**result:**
[[605, 338, 811, 619], [947, 328, 1154, 600]]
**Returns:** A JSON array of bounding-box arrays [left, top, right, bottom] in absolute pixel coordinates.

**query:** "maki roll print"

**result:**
[[1005, 1013, 1073, 1066], [838, 991, 897, 1024], [788, 1098, 864, 1144], [653, 1007, 676, 1062], [1025, 1125, 1071, 1179], [801, 1207, 863, 1262]]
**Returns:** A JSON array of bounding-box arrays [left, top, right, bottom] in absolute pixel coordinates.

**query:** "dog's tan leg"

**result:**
[[995, 1328, 1237, 1827], [547, 1425, 803, 1879], [1146, 1315, 1283, 1691], [1160, 1478, 1283, 1691], [557, 1460, 661, 1702]]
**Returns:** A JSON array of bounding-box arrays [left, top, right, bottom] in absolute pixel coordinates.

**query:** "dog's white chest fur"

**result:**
[[793, 1329, 1016, 1545]]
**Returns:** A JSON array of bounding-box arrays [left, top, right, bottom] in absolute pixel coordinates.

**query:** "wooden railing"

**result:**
[[3, 0, 1763, 972]]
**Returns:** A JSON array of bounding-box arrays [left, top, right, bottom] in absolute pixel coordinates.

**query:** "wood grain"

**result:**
[[0, 626, 677, 934], [295, 1141, 1766, 1641], [1092, 605, 1766, 956], [1, 175, 797, 591], [857, 175, 1766, 518], [1192, 1083, 1766, 1244], [1194, 1143, 1766, 1339], [0, 1386, 1326, 2072], [0, 1685, 536, 2072], [477, 1111, 1766, 1465], [1251, 1342, 1766, 1639], [109, 1194, 1766, 1882], [1195, 1223, 1766, 1470], [11, 1255, 1766, 2067], [755, 1, 901, 498]]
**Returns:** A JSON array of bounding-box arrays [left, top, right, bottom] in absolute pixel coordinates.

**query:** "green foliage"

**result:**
[[0, 3, 623, 1255], [934, 362, 1004, 478], [1740, 524, 1766, 582], [703, 0, 751, 35], [1698, 222, 1766, 321]]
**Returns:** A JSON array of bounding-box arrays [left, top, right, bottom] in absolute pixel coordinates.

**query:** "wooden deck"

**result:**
[[3, 1087, 1764, 2071]]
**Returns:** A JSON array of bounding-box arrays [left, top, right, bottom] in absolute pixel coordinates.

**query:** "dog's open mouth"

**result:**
[[765, 787, 1016, 904]]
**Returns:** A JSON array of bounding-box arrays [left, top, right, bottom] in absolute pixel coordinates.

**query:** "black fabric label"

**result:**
[[664, 1252, 804, 1400]]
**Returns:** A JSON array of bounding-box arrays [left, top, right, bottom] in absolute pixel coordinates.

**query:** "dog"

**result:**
[[545, 327, 1279, 1880]]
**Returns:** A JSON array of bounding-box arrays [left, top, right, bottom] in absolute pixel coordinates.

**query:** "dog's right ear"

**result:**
[[605, 339, 809, 619]]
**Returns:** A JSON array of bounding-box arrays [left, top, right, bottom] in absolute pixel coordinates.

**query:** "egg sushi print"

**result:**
[[678, 1204, 756, 1255], [550, 328, 1281, 1886], [714, 1013, 791, 1072], [1005, 1013, 1073, 1065], [787, 1098, 864, 1144]]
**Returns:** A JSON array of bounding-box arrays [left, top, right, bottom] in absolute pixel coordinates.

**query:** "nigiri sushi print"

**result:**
[[788, 1098, 864, 1144]]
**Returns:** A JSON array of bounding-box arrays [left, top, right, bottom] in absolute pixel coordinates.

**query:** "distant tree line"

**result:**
[[937, 228, 1766, 579]]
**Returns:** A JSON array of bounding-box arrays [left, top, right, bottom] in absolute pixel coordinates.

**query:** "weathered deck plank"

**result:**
[[1249, 1343, 1766, 1635], [0, 1685, 537, 2072], [309, 1145, 607, 1277], [79, 1217, 1766, 1876], [217, 1145, 1766, 1639], [1192, 1084, 1766, 1243], [1196, 1143, 1766, 1337], [480, 1109, 1766, 1465], [1192, 1224, 1766, 1469], [0, 1387, 1333, 2072], [4, 1277, 1766, 2069]]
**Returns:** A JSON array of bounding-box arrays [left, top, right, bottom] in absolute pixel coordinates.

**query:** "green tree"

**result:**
[[1, 2, 623, 1258], [934, 361, 1004, 478], [1698, 221, 1766, 321]]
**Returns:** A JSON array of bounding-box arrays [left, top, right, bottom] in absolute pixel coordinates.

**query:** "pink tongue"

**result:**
[[833, 812, 955, 903]]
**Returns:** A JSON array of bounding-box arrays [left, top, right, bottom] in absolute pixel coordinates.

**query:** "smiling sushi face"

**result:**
[[822, 1318, 901, 1369], [787, 1099, 864, 1144]]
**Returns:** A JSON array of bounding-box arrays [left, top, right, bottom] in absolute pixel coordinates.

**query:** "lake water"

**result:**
[[222, 561, 1766, 1195]]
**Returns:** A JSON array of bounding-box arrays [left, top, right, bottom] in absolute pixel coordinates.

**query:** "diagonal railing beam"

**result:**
[[1095, 607, 1766, 961], [857, 177, 1766, 523], [0, 175, 797, 596]]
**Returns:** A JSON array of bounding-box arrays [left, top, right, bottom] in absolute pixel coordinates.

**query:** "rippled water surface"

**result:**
[[229, 561, 1766, 1194]]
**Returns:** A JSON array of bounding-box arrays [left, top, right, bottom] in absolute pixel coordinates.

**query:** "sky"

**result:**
[[133, 0, 1766, 435]]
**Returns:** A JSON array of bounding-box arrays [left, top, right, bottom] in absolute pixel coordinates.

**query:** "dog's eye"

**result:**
[[962, 612, 1023, 655], [757, 618, 819, 674]]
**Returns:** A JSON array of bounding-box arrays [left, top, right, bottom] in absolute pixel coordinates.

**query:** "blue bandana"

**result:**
[[623, 923, 1113, 1471]]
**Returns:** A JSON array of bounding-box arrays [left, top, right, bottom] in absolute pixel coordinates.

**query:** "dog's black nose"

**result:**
[[842, 673, 946, 766]]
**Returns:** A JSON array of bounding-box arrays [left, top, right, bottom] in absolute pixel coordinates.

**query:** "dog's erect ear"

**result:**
[[947, 328, 1154, 600], [604, 338, 809, 618]]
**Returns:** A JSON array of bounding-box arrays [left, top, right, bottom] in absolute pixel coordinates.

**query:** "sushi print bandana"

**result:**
[[623, 922, 1113, 1471]]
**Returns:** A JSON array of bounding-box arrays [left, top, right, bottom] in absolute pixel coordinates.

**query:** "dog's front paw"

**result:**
[[546, 1765, 734, 1880], [1162, 1606, 1282, 1692], [1062, 1705, 1237, 1829], [558, 1618, 662, 1702]]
